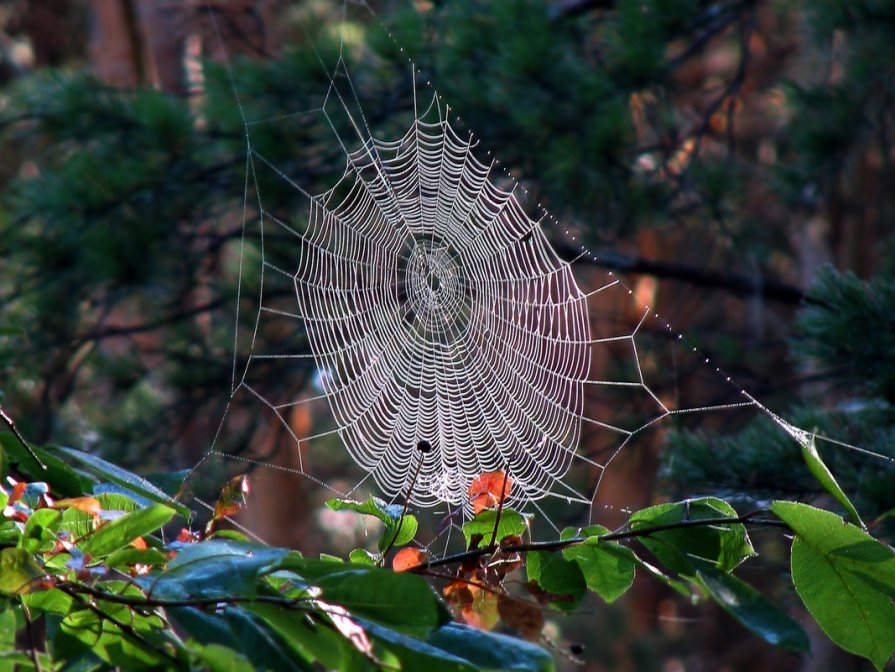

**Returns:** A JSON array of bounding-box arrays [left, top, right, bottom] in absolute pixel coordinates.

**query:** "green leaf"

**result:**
[[526, 550, 586, 611], [462, 509, 528, 549], [427, 623, 555, 672], [105, 546, 168, 570], [20, 508, 61, 553], [53, 444, 192, 521], [800, 434, 864, 528], [59, 492, 141, 540], [194, 644, 255, 672], [697, 568, 809, 652], [314, 568, 451, 637], [169, 605, 313, 672], [344, 614, 478, 672], [348, 548, 377, 566], [22, 588, 75, 616], [772, 501, 895, 671], [245, 601, 364, 671], [0, 433, 89, 497], [79, 503, 175, 558], [326, 497, 418, 552], [560, 526, 635, 603], [0, 605, 19, 650], [145, 469, 191, 498], [626, 553, 692, 597], [56, 605, 174, 669], [629, 498, 754, 576], [0, 548, 45, 595], [143, 539, 288, 600]]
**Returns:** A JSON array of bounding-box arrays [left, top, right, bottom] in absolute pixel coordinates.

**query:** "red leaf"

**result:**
[[468, 471, 512, 514], [392, 547, 427, 572]]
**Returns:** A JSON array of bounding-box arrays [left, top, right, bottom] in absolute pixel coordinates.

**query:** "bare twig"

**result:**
[[487, 467, 512, 549], [380, 444, 428, 562]]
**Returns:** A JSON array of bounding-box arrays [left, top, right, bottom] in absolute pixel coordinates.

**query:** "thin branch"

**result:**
[[414, 511, 786, 573], [0, 405, 46, 469], [380, 448, 426, 562], [70, 298, 227, 348], [60, 585, 181, 666], [559, 245, 807, 304], [487, 468, 512, 549], [58, 579, 310, 611], [548, 0, 616, 19]]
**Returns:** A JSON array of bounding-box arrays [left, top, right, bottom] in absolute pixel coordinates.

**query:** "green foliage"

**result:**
[[695, 569, 809, 652], [773, 501, 895, 671], [628, 498, 754, 575], [0, 437, 557, 671], [326, 496, 419, 552], [526, 550, 587, 611], [664, 268, 895, 531], [559, 525, 636, 603], [794, 267, 895, 403], [800, 433, 864, 527], [4, 421, 895, 669], [462, 508, 529, 548]]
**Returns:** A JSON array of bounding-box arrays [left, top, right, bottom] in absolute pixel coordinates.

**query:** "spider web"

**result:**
[[190, 0, 888, 536]]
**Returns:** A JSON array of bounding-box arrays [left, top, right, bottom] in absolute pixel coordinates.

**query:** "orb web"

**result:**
[[296, 111, 591, 507], [193, 0, 893, 529]]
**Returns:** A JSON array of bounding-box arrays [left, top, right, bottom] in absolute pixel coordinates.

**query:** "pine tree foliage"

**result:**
[[665, 267, 895, 524]]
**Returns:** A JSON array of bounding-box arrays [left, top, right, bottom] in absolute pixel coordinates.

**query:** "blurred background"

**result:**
[[1, 0, 894, 670]]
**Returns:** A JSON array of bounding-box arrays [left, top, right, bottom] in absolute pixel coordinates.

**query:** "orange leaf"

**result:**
[[468, 471, 512, 514], [177, 528, 200, 543], [130, 536, 148, 550], [392, 547, 427, 572], [10, 480, 26, 504], [54, 497, 102, 517]]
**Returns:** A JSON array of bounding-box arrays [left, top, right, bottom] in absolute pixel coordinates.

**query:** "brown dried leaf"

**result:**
[[497, 594, 544, 641]]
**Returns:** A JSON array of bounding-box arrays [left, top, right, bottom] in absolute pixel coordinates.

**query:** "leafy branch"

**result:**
[[1, 426, 894, 671], [414, 510, 787, 573]]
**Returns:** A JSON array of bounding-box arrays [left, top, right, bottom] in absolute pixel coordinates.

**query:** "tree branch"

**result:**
[[558, 244, 807, 304], [414, 511, 786, 573]]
